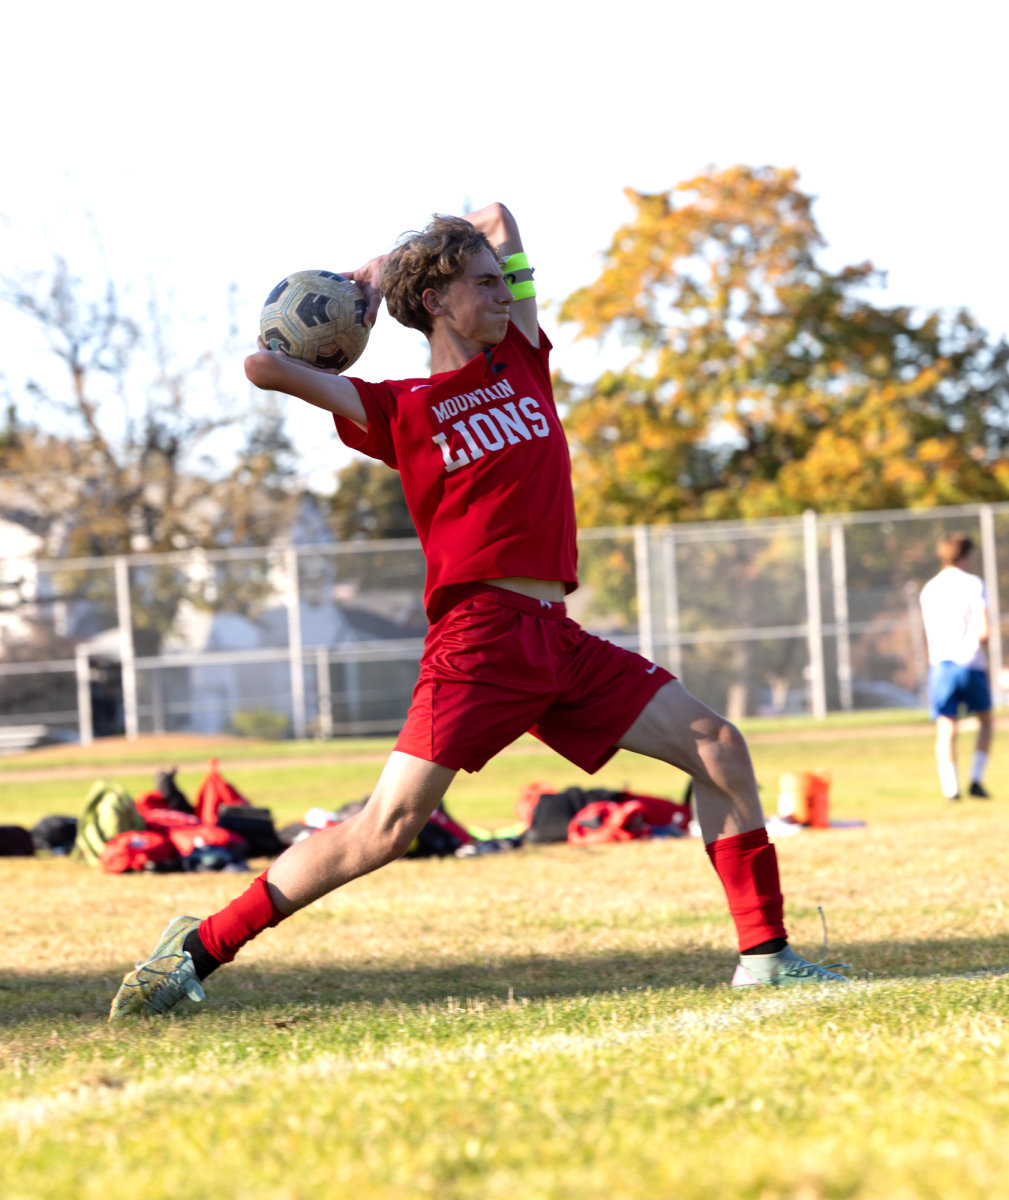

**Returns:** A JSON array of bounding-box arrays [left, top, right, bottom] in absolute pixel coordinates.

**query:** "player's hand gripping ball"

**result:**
[[260, 270, 370, 372]]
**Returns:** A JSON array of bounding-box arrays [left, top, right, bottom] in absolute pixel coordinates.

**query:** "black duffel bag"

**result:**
[[524, 787, 624, 844], [216, 805, 285, 858], [32, 815, 78, 853], [0, 826, 36, 857]]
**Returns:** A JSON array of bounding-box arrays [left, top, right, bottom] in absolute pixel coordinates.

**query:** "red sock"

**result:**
[[198, 873, 288, 963], [705, 828, 787, 952]]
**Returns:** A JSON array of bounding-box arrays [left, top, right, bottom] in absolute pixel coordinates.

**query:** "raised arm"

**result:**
[[466, 202, 539, 347], [245, 349, 367, 431], [245, 255, 388, 432]]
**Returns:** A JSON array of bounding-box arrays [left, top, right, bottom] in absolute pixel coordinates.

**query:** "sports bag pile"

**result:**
[[72, 762, 285, 874], [518, 784, 693, 845]]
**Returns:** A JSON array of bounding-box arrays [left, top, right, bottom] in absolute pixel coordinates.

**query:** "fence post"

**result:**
[[803, 510, 827, 719], [151, 668, 165, 735], [829, 520, 853, 711], [660, 529, 682, 677], [634, 525, 654, 662], [903, 581, 929, 704], [979, 504, 1004, 705], [285, 547, 307, 740], [345, 658, 361, 730], [75, 645, 93, 746], [316, 647, 332, 740], [113, 556, 139, 740]]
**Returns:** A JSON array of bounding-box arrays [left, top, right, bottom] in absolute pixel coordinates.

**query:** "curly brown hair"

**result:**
[[382, 216, 495, 336]]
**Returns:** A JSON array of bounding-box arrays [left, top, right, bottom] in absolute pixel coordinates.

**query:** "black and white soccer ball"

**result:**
[[259, 270, 369, 372]]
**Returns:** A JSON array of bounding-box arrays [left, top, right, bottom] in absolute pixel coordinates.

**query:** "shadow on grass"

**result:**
[[3, 932, 1009, 1024]]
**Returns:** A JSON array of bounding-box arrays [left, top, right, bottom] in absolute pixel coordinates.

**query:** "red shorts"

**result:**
[[396, 584, 675, 774]]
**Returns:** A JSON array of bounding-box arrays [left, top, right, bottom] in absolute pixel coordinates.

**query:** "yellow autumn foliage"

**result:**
[[559, 166, 1009, 526]]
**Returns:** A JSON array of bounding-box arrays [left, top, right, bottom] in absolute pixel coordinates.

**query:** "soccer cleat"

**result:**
[[732, 906, 849, 987], [732, 945, 850, 987], [969, 781, 992, 799], [108, 915, 206, 1021]]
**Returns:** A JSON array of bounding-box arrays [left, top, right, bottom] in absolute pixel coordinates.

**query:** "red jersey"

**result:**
[[334, 322, 578, 619]]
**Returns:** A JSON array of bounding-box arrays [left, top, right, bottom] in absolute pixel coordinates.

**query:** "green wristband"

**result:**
[[503, 251, 536, 300], [503, 252, 530, 273]]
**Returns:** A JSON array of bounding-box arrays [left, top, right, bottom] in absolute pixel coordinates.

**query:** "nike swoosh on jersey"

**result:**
[[411, 384, 432, 391], [646, 663, 658, 674]]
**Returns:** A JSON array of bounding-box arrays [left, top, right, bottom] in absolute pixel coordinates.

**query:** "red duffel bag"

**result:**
[[134, 792, 201, 834], [621, 792, 692, 833], [168, 824, 247, 857], [568, 799, 652, 845], [194, 760, 251, 826], [101, 830, 179, 874]]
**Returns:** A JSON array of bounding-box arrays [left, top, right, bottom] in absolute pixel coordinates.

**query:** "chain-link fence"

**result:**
[[2, 502, 1006, 744], [579, 505, 1006, 721]]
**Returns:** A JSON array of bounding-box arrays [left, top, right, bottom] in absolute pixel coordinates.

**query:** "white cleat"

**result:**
[[732, 945, 849, 988]]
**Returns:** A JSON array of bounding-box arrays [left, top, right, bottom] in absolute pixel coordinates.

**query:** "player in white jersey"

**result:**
[[919, 531, 993, 801]]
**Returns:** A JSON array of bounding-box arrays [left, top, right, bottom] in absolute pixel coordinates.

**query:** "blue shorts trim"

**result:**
[[928, 662, 991, 720]]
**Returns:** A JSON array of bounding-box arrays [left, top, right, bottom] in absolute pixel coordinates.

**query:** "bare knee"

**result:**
[[367, 808, 428, 863], [345, 822, 414, 867], [387, 824, 421, 861]]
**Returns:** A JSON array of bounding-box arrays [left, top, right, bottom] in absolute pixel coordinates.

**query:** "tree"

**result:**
[[209, 393, 301, 550], [0, 259, 304, 649], [559, 166, 1009, 526], [0, 258, 235, 558], [0, 395, 18, 458], [328, 459, 416, 541]]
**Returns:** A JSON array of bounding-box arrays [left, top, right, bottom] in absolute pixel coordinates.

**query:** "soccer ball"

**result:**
[[259, 270, 369, 372]]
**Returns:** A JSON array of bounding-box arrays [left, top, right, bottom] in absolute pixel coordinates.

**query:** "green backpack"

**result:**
[[74, 780, 145, 865]]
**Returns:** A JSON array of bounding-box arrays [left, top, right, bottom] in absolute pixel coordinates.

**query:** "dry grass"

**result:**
[[4, 729, 1009, 1004], [3, 809, 1008, 1017], [2, 726, 1009, 1197]]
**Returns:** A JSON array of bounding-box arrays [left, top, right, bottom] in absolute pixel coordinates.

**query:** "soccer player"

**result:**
[[919, 531, 995, 801], [109, 204, 846, 1019]]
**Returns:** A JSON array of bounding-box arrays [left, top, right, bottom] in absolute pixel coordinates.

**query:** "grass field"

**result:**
[[2, 717, 1009, 1198]]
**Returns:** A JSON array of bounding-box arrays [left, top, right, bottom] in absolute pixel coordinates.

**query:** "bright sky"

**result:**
[[2, 0, 1006, 491]]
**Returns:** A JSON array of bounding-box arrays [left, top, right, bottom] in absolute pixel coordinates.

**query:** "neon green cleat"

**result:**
[[108, 916, 206, 1021]]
